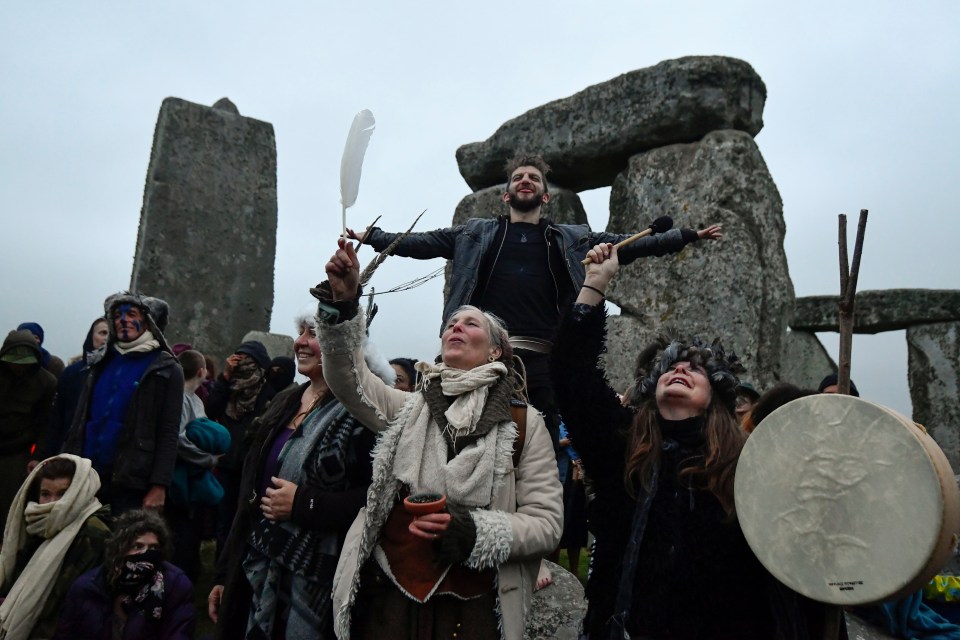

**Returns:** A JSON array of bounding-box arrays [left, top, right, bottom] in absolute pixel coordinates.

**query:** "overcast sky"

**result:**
[[2, 2, 958, 417]]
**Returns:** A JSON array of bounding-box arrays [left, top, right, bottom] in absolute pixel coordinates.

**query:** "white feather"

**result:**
[[340, 109, 376, 210]]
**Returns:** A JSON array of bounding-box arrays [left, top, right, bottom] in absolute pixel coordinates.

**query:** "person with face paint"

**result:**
[[54, 509, 195, 640], [550, 243, 814, 639], [0, 455, 109, 639], [63, 293, 184, 518]]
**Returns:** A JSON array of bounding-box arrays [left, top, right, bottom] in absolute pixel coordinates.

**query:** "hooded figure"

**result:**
[[63, 293, 184, 516], [16, 322, 64, 379], [0, 331, 57, 537], [0, 454, 109, 639], [205, 340, 277, 553], [37, 318, 110, 462]]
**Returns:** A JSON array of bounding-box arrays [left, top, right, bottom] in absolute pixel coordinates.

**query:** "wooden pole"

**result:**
[[825, 209, 868, 639], [836, 210, 868, 396]]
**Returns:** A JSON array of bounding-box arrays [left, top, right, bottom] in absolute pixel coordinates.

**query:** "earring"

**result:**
[[488, 354, 496, 363]]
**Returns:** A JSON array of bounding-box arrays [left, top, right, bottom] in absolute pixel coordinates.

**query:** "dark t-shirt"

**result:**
[[473, 222, 558, 340]]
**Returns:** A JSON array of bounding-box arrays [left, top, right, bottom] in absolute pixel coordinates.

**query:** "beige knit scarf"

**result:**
[[0, 455, 102, 640], [398, 361, 508, 507], [114, 330, 160, 355]]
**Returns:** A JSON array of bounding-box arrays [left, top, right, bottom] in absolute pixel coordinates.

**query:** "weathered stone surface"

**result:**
[[131, 97, 277, 361], [524, 561, 585, 640], [604, 314, 658, 395], [604, 130, 793, 390], [456, 56, 766, 192], [452, 184, 588, 226], [792, 290, 960, 334], [780, 329, 837, 390], [908, 321, 960, 472], [241, 331, 294, 362]]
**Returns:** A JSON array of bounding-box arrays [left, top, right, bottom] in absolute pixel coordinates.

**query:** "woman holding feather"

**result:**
[[319, 238, 562, 640]]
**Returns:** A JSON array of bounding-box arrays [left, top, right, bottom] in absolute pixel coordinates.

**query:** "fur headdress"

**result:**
[[635, 334, 744, 412], [102, 291, 172, 354]]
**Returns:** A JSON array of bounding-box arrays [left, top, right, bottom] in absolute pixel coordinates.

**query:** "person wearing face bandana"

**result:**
[[63, 293, 183, 517], [551, 243, 818, 640], [206, 340, 277, 556], [54, 509, 194, 640]]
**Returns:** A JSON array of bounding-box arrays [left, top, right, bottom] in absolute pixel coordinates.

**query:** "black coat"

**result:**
[[551, 304, 788, 639], [64, 348, 183, 490], [214, 383, 375, 640]]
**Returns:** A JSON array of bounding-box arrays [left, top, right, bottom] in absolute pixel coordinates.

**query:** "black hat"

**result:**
[[817, 373, 860, 397], [235, 341, 270, 370]]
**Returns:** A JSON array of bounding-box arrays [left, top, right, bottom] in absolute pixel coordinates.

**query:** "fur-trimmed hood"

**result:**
[[102, 292, 173, 354]]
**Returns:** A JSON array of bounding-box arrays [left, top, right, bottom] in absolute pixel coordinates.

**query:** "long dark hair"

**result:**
[[624, 397, 745, 515]]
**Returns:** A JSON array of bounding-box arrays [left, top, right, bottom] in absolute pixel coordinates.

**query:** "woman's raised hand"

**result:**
[[325, 237, 361, 301], [578, 243, 619, 303]]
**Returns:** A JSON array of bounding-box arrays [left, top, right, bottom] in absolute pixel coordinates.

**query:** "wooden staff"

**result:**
[[824, 208, 868, 640]]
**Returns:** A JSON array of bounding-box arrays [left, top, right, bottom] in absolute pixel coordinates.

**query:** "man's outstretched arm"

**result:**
[[346, 225, 460, 260]]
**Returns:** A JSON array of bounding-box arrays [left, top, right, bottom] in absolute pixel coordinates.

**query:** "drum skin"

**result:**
[[735, 394, 960, 605]]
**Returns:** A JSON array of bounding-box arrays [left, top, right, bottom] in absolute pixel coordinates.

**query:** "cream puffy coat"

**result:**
[[319, 314, 563, 640]]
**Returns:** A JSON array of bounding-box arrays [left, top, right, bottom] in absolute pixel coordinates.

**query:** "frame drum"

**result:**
[[735, 394, 960, 605]]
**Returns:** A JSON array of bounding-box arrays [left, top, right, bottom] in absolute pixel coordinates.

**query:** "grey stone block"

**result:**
[[131, 97, 277, 361], [241, 331, 294, 362], [452, 185, 588, 227], [792, 290, 960, 334], [908, 321, 960, 472], [780, 329, 837, 390], [604, 130, 793, 390], [456, 56, 766, 192], [523, 561, 586, 640]]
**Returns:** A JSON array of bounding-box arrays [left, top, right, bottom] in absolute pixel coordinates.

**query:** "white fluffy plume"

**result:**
[[339, 109, 376, 237]]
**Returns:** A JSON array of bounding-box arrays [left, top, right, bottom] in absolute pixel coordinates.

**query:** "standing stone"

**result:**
[[523, 561, 586, 640], [456, 56, 766, 192], [603, 129, 793, 391], [241, 331, 294, 362], [908, 322, 960, 472], [131, 97, 277, 361], [780, 329, 837, 390]]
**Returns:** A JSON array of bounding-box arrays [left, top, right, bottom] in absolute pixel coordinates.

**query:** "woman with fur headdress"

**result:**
[[551, 243, 807, 640], [318, 238, 562, 640]]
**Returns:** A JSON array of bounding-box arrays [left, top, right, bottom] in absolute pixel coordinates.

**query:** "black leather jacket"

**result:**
[[364, 215, 694, 335]]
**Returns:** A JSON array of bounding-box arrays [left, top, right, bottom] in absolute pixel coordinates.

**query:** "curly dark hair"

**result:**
[[503, 154, 551, 192], [104, 510, 172, 586], [626, 336, 746, 515]]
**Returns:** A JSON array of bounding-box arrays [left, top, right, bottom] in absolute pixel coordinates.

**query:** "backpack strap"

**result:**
[[510, 399, 527, 468]]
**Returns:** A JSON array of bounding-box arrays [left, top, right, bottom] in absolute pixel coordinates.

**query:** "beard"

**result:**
[[507, 190, 543, 213]]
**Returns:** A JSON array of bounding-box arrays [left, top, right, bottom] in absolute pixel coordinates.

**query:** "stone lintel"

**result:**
[[791, 289, 960, 334]]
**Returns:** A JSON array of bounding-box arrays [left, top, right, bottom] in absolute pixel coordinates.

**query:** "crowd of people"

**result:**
[[1, 153, 955, 640]]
